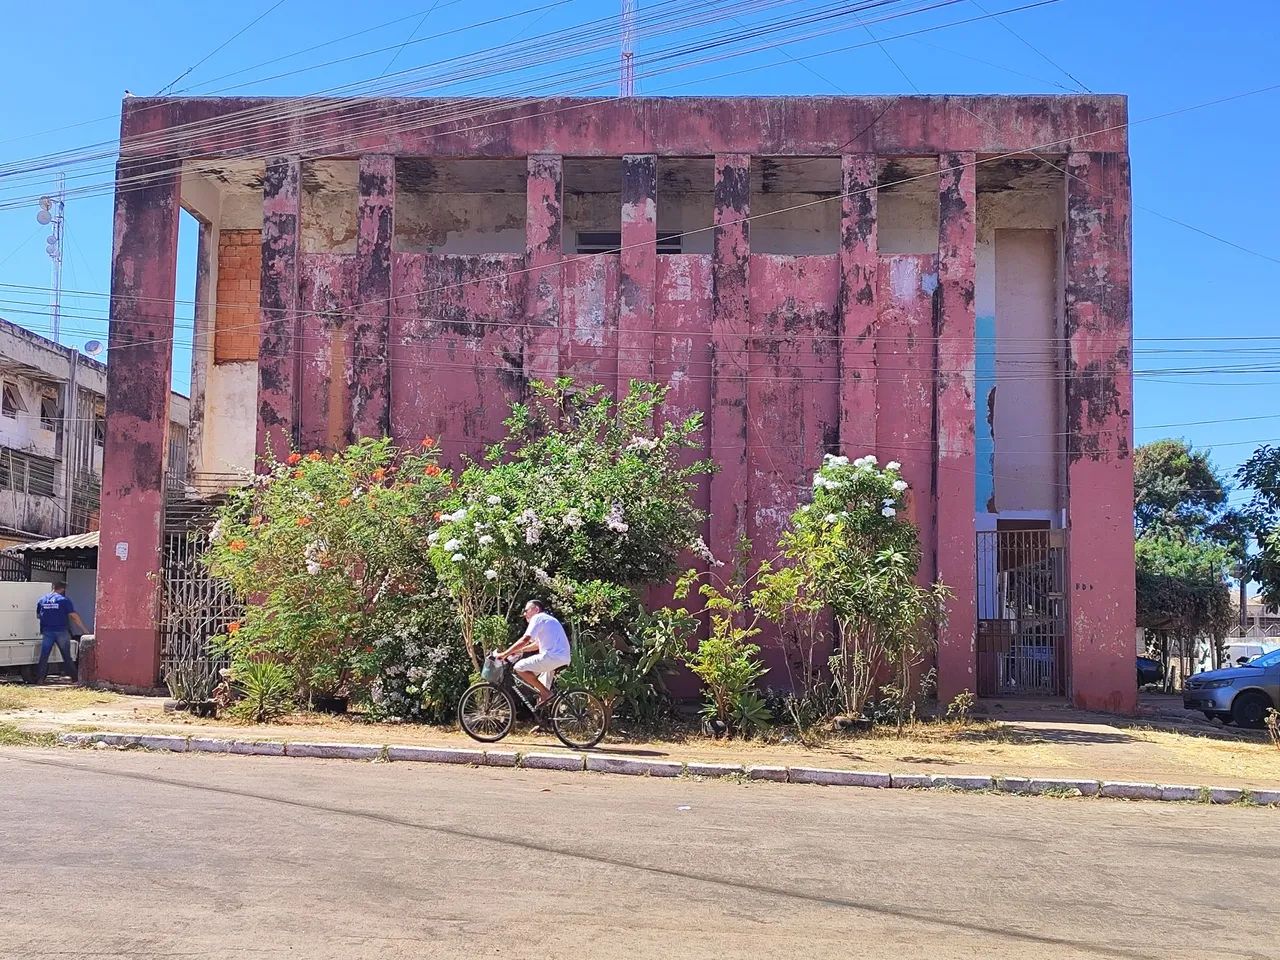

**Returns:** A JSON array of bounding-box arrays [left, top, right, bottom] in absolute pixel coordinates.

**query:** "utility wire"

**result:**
[[155, 0, 292, 96]]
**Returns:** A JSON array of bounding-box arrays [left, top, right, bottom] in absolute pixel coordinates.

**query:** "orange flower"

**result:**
[[372, 467, 387, 482], [293, 470, 303, 479], [420, 436, 436, 449], [307, 451, 322, 462], [228, 539, 247, 552], [228, 621, 241, 634], [433, 511, 444, 522], [287, 453, 302, 466], [296, 516, 313, 527], [338, 497, 351, 507], [249, 516, 263, 528], [425, 464, 442, 477]]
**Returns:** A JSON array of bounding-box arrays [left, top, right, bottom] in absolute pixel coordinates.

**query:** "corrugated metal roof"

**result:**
[[3, 531, 99, 554]]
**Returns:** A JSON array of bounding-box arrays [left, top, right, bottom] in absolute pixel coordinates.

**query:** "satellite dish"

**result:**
[[84, 340, 102, 356], [35, 210, 51, 225]]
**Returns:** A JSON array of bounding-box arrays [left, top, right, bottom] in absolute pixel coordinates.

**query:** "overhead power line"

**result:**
[[155, 0, 293, 96]]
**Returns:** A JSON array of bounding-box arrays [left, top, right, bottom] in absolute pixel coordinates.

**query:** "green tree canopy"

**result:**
[[1133, 440, 1236, 647]]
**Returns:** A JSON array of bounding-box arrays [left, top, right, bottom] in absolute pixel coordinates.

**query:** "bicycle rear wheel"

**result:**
[[549, 688, 608, 750], [458, 683, 515, 743]]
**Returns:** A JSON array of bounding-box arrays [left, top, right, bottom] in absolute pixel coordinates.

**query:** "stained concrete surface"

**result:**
[[0, 747, 1273, 960]]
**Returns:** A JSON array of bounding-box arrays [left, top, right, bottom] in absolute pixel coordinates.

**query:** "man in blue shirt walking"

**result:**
[[35, 581, 86, 684]]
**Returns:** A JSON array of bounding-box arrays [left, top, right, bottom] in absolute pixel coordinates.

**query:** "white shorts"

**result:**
[[514, 650, 571, 687]]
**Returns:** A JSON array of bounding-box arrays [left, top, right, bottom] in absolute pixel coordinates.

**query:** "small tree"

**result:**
[[1136, 534, 1234, 688], [205, 437, 452, 702], [675, 551, 771, 737], [758, 454, 948, 724]]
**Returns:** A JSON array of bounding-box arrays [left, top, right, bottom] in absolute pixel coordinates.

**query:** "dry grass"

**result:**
[[0, 684, 126, 713], [0, 720, 57, 747], [1130, 727, 1280, 783]]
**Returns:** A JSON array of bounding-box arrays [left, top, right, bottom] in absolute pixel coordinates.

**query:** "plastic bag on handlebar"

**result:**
[[480, 655, 505, 684]]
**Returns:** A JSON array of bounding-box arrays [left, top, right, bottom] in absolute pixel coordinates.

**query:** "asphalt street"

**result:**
[[0, 746, 1274, 959]]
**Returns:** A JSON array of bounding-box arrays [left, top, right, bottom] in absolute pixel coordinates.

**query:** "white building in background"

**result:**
[[0, 317, 189, 547]]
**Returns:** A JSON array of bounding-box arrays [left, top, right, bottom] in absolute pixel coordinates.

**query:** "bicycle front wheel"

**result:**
[[458, 683, 515, 743], [549, 688, 608, 750]]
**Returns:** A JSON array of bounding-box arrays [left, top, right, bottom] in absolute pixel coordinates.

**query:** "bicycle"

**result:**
[[457, 655, 608, 750]]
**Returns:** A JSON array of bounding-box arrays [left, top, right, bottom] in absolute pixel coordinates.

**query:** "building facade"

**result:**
[[0, 317, 188, 547], [99, 95, 1134, 709]]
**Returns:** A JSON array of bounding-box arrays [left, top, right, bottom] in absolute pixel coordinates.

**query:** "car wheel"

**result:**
[[1230, 691, 1272, 730]]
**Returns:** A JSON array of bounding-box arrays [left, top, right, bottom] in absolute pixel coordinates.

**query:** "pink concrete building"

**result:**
[[99, 95, 1134, 711]]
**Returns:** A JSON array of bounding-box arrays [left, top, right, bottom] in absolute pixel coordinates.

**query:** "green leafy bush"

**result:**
[[428, 379, 712, 667], [677, 558, 770, 737], [205, 436, 452, 702]]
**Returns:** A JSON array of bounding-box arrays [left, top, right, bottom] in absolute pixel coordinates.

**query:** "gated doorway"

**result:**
[[976, 527, 1067, 696]]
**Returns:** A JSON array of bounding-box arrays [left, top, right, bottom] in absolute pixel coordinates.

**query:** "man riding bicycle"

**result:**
[[493, 599, 571, 708]]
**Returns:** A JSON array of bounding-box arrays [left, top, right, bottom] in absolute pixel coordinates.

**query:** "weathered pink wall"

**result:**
[[99, 95, 1135, 709], [934, 153, 978, 703], [1065, 152, 1136, 713]]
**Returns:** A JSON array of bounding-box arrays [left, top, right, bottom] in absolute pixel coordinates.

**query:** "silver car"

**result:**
[[1183, 648, 1280, 728]]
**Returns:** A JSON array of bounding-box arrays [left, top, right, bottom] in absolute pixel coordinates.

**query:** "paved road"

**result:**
[[0, 747, 1274, 960]]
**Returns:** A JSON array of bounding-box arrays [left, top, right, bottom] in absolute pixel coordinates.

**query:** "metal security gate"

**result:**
[[976, 529, 1066, 697], [159, 485, 242, 676]]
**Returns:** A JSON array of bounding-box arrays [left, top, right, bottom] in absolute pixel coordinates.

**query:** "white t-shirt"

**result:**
[[527, 612, 571, 660]]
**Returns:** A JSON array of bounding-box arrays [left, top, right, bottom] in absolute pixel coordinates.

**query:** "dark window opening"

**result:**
[[0, 448, 59, 498], [40, 394, 59, 432], [574, 231, 683, 255], [2, 384, 26, 419], [93, 415, 106, 447], [27, 455, 56, 498]]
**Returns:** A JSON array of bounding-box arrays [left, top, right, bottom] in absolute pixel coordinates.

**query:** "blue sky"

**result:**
[[0, 0, 1277, 497]]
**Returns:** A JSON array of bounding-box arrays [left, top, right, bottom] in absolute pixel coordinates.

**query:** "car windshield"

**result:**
[[1242, 649, 1280, 668]]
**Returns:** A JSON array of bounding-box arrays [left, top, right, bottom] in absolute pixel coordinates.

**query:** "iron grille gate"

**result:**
[[976, 529, 1066, 697], [159, 488, 242, 677]]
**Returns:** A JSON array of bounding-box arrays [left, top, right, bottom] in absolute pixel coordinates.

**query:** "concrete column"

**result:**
[[617, 154, 657, 395], [710, 154, 751, 557], [257, 157, 301, 460], [934, 151, 978, 704], [350, 155, 395, 441], [524, 154, 562, 387], [837, 154, 877, 455], [95, 156, 181, 688], [1065, 151, 1135, 713]]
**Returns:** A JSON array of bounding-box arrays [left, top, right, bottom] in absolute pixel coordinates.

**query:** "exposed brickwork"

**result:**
[[214, 230, 262, 363]]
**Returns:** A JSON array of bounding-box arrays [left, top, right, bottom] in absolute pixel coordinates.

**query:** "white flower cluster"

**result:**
[[533, 567, 554, 587], [689, 536, 723, 567], [209, 518, 225, 544], [484, 569, 499, 581], [812, 474, 842, 491], [442, 507, 468, 523], [303, 539, 329, 576], [516, 508, 544, 545], [478, 534, 495, 546], [626, 436, 659, 453], [605, 503, 629, 534], [443, 538, 461, 552], [562, 508, 583, 529]]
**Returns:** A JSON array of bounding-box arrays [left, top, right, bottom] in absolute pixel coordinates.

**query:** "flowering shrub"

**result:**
[[205, 437, 452, 702], [367, 596, 472, 723], [428, 379, 712, 667], [756, 454, 948, 722]]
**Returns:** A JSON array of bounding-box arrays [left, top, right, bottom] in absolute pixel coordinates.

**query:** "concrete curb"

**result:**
[[48, 731, 1279, 808]]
